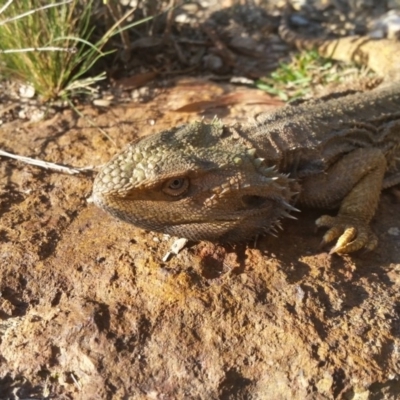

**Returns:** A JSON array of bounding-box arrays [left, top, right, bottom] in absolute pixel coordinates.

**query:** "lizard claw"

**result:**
[[316, 215, 378, 254]]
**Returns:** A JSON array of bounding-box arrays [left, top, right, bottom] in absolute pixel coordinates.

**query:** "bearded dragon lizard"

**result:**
[[92, 14, 400, 254]]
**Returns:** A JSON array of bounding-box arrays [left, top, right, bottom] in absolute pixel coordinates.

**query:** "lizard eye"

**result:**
[[162, 177, 189, 196]]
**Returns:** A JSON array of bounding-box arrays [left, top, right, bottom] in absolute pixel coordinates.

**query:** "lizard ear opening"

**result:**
[[241, 195, 269, 209]]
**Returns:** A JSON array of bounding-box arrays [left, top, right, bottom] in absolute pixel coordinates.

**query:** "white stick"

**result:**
[[0, 149, 94, 175]]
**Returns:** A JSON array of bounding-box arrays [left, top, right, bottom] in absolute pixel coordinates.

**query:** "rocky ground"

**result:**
[[1, 1, 400, 399]]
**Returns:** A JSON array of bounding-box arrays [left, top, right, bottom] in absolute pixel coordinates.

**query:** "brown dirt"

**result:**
[[1, 76, 400, 400]]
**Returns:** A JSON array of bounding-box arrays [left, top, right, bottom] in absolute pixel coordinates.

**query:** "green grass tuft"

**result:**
[[256, 50, 345, 101], [0, 0, 149, 101], [0, 0, 103, 100]]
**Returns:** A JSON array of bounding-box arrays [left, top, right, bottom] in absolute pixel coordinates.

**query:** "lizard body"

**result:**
[[92, 15, 400, 254]]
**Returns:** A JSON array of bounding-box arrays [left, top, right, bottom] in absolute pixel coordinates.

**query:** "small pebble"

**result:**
[[290, 14, 310, 26], [19, 84, 35, 99], [29, 109, 45, 123], [93, 99, 111, 107], [388, 227, 400, 236]]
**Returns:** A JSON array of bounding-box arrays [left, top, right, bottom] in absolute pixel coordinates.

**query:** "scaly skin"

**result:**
[[92, 18, 400, 254]]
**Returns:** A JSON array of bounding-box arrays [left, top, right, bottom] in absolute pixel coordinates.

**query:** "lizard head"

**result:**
[[92, 121, 298, 242]]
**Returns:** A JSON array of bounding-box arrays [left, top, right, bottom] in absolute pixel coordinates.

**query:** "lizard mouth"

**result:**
[[160, 197, 298, 242]]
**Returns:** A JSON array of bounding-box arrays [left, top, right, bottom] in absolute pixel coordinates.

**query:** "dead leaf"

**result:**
[[174, 90, 283, 112], [113, 71, 158, 90]]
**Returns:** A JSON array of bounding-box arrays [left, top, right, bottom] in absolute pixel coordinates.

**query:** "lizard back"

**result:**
[[246, 81, 400, 178]]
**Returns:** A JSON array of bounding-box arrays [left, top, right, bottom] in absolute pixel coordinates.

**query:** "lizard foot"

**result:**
[[315, 215, 378, 255]]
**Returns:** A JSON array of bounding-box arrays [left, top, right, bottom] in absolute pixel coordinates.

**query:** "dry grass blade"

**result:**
[[0, 0, 73, 26]]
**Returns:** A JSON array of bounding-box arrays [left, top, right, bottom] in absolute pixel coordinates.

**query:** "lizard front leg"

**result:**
[[298, 147, 387, 254]]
